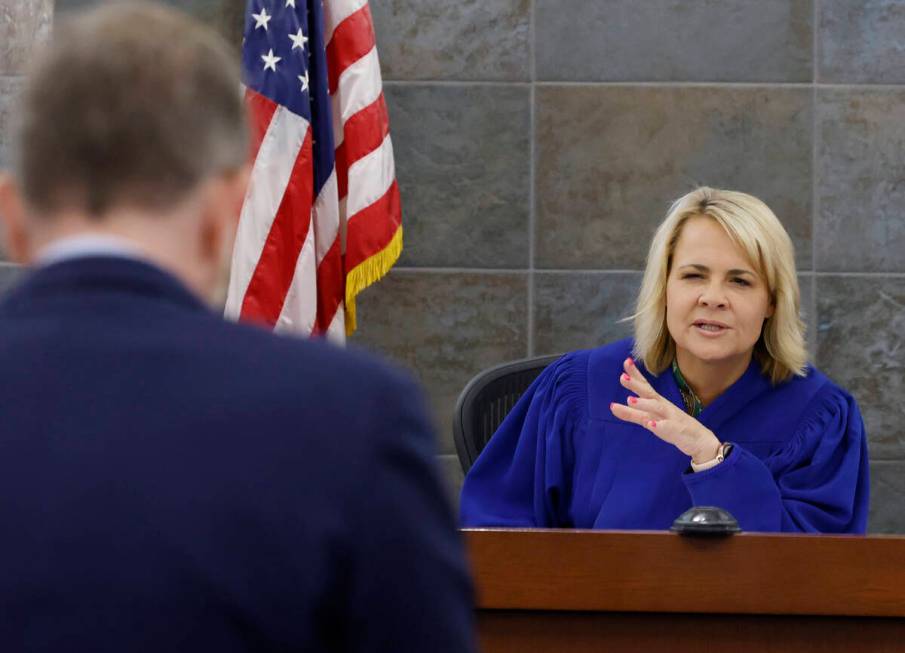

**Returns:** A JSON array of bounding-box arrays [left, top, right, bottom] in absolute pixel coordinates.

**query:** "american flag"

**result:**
[[225, 0, 401, 340]]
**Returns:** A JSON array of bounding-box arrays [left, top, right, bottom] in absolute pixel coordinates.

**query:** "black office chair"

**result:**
[[453, 354, 563, 474]]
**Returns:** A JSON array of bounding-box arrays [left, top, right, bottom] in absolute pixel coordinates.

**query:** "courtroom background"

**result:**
[[1, 0, 903, 532]]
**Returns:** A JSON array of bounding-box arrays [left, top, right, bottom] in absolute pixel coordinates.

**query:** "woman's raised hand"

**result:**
[[609, 357, 722, 464]]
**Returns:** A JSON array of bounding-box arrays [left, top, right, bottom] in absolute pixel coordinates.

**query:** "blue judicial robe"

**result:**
[[460, 339, 869, 533]]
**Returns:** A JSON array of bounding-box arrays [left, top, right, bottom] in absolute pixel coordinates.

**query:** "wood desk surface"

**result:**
[[464, 528, 905, 618]]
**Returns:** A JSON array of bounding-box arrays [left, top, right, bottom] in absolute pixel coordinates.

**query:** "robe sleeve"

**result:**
[[682, 385, 870, 533], [459, 352, 587, 528]]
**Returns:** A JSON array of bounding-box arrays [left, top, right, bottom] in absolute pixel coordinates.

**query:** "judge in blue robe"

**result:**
[[461, 188, 869, 533]]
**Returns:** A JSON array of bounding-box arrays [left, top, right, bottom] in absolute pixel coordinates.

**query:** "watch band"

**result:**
[[690, 442, 733, 473]]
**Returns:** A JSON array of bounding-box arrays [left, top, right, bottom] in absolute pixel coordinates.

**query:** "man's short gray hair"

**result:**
[[13, 1, 248, 217]]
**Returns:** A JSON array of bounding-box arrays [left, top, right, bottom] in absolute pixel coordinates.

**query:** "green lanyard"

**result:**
[[671, 360, 703, 418]]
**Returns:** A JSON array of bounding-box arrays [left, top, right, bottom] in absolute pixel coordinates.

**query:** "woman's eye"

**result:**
[[681, 273, 702, 280], [732, 278, 751, 286]]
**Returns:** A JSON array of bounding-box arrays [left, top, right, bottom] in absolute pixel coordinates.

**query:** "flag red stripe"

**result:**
[[314, 237, 345, 334], [240, 129, 315, 325], [345, 180, 401, 270], [325, 4, 376, 96], [245, 88, 279, 163], [335, 92, 390, 201]]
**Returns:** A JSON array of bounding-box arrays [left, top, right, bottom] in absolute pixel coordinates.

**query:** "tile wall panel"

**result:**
[[0, 0, 52, 75], [816, 275, 905, 462], [0, 76, 23, 171], [535, 86, 813, 270], [533, 272, 639, 355], [351, 270, 528, 454], [537, 0, 812, 82], [817, 88, 905, 272], [819, 0, 905, 84], [53, 0, 97, 13], [869, 462, 905, 533], [800, 273, 816, 361], [386, 84, 530, 268], [371, 0, 530, 81], [56, 0, 243, 46]]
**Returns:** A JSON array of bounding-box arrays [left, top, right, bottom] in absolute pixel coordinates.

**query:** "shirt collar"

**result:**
[[671, 359, 704, 418], [35, 234, 147, 268]]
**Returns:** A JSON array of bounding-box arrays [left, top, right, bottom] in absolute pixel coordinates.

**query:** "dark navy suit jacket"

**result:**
[[0, 256, 474, 652]]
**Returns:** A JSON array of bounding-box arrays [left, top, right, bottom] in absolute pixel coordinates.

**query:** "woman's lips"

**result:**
[[692, 320, 730, 336]]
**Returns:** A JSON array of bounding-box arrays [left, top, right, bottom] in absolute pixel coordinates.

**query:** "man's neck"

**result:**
[[674, 348, 753, 406], [24, 209, 211, 300]]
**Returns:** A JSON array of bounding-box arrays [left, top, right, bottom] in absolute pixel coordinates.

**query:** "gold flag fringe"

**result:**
[[344, 226, 403, 336]]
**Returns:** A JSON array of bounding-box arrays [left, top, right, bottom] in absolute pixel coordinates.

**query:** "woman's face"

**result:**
[[665, 215, 774, 369]]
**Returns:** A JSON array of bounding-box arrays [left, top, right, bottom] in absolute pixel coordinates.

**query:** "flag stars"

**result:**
[[289, 28, 308, 51], [262, 49, 282, 72], [298, 70, 309, 93], [286, 0, 296, 7], [252, 8, 272, 30]]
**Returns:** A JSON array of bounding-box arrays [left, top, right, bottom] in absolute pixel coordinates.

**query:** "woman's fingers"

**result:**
[[609, 401, 654, 427], [626, 395, 668, 417], [619, 357, 659, 399], [610, 403, 679, 442], [612, 357, 697, 448]]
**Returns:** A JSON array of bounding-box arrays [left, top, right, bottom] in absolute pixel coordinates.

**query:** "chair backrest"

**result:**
[[453, 354, 562, 474]]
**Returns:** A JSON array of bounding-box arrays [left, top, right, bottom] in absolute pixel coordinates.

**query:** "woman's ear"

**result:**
[[0, 174, 32, 264]]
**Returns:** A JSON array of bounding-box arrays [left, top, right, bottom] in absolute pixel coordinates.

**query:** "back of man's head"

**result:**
[[15, 1, 248, 219]]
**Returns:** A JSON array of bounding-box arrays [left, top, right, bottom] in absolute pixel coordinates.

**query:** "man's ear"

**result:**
[[225, 164, 250, 226], [197, 165, 250, 264], [0, 174, 32, 264]]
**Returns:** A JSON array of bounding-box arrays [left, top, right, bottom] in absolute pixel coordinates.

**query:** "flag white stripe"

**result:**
[[274, 219, 318, 334], [313, 169, 340, 265], [334, 46, 383, 128], [330, 88, 345, 150], [345, 133, 395, 220], [323, 305, 346, 344], [330, 46, 383, 151], [225, 107, 310, 319], [324, 0, 368, 44]]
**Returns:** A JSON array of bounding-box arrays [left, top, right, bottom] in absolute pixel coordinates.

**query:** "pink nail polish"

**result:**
[[622, 373, 630, 382], [628, 396, 637, 406], [649, 420, 657, 428], [626, 357, 634, 367], [609, 402, 616, 410]]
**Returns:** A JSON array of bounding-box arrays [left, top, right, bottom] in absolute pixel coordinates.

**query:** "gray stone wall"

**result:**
[[0, 1, 902, 532]]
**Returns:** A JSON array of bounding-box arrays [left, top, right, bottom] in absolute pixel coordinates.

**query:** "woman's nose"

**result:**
[[698, 282, 727, 308]]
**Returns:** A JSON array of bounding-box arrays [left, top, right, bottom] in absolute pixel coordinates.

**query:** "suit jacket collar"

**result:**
[[0, 256, 208, 315]]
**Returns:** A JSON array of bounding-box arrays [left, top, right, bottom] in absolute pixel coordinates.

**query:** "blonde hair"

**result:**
[[632, 187, 807, 384]]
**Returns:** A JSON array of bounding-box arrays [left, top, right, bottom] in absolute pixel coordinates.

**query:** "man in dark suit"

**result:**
[[0, 4, 473, 652]]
